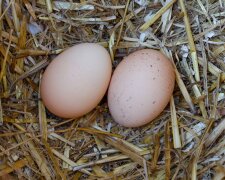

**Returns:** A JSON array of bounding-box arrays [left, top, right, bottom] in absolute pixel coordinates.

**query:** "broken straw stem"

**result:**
[[179, 0, 200, 82], [45, 0, 53, 13], [170, 96, 182, 148], [139, 0, 177, 32], [182, 59, 208, 118]]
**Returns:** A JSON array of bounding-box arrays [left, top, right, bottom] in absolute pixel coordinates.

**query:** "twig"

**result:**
[[182, 58, 208, 118], [114, 0, 131, 49], [170, 96, 182, 148], [205, 118, 225, 147], [140, 0, 177, 31], [0, 157, 30, 176], [174, 54, 196, 113], [51, 149, 93, 175], [0, 30, 12, 81], [179, 0, 200, 82], [46, 0, 53, 13], [38, 73, 48, 141], [0, 98, 2, 125], [165, 122, 171, 180]]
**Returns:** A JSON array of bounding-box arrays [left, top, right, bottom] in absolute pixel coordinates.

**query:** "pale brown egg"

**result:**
[[41, 43, 112, 118], [108, 49, 175, 127]]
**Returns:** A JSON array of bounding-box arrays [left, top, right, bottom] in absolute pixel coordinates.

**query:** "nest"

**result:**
[[0, 0, 225, 179]]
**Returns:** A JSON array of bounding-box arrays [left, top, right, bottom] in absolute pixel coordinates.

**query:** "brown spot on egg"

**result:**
[[108, 49, 175, 127]]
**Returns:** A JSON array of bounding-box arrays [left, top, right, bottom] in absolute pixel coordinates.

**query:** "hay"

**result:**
[[0, 0, 225, 179]]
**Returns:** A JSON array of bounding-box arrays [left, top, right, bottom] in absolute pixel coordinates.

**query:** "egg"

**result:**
[[108, 49, 175, 127], [41, 43, 112, 118]]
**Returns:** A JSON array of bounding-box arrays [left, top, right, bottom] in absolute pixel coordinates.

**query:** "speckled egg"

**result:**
[[108, 49, 175, 127]]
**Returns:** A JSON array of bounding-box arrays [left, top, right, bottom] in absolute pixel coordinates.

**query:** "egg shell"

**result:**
[[41, 43, 112, 118], [108, 49, 175, 127]]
